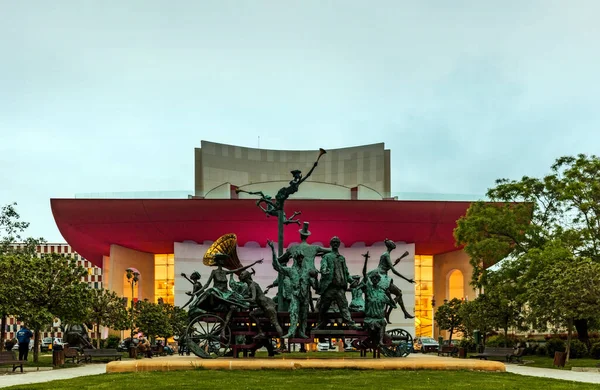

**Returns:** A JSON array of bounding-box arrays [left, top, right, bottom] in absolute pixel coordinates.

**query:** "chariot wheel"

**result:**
[[185, 314, 231, 359], [381, 328, 413, 357]]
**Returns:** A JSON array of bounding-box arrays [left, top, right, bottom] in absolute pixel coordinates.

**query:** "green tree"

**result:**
[[526, 242, 600, 362], [0, 203, 43, 351], [86, 288, 130, 348], [163, 304, 187, 340], [434, 298, 464, 345], [454, 154, 600, 343], [16, 253, 91, 361], [459, 295, 497, 345], [134, 300, 171, 342], [0, 203, 30, 251]]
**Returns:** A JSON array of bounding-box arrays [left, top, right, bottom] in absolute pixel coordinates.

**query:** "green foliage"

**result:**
[[0, 203, 30, 250], [545, 337, 566, 357], [458, 338, 477, 352], [86, 288, 129, 348], [4, 252, 91, 361], [568, 339, 588, 359], [434, 298, 464, 343], [454, 154, 600, 347], [537, 345, 547, 356], [485, 335, 515, 348], [163, 304, 187, 339], [105, 335, 121, 349], [134, 300, 172, 340], [458, 296, 496, 338], [589, 342, 600, 359]]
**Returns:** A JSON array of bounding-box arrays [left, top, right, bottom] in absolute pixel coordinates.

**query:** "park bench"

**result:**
[[0, 351, 27, 372], [508, 347, 525, 363], [471, 347, 517, 362], [64, 347, 85, 364], [150, 344, 168, 356], [81, 348, 122, 363], [437, 346, 457, 357]]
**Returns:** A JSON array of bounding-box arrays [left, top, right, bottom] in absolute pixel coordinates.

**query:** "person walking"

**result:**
[[16, 326, 33, 361]]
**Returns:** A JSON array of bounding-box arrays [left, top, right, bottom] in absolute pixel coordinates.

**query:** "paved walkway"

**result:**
[[0, 364, 105, 389], [505, 364, 600, 384]]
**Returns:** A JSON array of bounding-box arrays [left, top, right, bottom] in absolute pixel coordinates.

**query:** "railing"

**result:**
[[74, 190, 488, 202]]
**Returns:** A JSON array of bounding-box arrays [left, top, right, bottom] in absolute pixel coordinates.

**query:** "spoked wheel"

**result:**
[[186, 314, 231, 359], [381, 328, 413, 357]]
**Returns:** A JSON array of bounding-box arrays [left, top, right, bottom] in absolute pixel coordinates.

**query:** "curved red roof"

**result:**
[[51, 198, 470, 267]]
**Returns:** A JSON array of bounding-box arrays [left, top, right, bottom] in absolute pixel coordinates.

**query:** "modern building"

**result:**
[[51, 141, 484, 339], [4, 243, 103, 342]]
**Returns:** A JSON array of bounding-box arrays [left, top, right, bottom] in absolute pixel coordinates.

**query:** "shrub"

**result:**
[[536, 345, 547, 356], [568, 339, 588, 359], [524, 343, 538, 356], [91, 338, 106, 349], [545, 337, 566, 357], [458, 338, 477, 352], [485, 335, 514, 348], [589, 342, 600, 359], [105, 335, 120, 349]]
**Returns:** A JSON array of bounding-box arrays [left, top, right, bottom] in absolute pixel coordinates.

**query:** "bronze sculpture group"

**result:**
[[182, 148, 415, 359]]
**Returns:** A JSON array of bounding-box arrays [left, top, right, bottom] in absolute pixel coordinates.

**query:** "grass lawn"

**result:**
[[17, 352, 131, 369], [5, 369, 598, 390], [520, 355, 600, 370], [466, 352, 600, 370]]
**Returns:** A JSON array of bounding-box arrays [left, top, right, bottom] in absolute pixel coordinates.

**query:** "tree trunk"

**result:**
[[566, 318, 573, 363], [448, 326, 454, 345], [0, 314, 6, 352], [574, 318, 589, 345], [33, 329, 40, 363], [96, 323, 100, 349], [504, 319, 509, 348]]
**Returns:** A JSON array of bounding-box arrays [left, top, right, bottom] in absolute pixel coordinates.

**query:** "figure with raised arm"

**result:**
[[235, 149, 326, 225], [362, 261, 396, 345], [189, 254, 263, 320], [268, 240, 312, 338], [317, 236, 360, 329], [181, 271, 203, 309], [368, 239, 415, 321]]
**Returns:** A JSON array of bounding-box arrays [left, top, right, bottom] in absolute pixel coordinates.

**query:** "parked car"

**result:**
[[441, 340, 456, 348], [117, 337, 139, 352], [12, 339, 34, 351], [317, 342, 330, 351], [413, 337, 439, 353], [41, 337, 65, 352]]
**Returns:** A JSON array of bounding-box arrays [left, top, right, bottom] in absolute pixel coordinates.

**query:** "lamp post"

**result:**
[[126, 268, 140, 356], [431, 296, 436, 338]]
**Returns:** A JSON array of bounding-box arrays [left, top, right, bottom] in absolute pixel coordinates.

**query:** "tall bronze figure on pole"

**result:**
[[236, 148, 326, 309]]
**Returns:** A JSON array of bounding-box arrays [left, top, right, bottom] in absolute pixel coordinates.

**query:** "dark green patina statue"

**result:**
[[266, 222, 330, 312], [367, 239, 415, 321], [235, 148, 327, 309], [362, 252, 397, 345], [268, 240, 316, 338], [189, 254, 261, 320], [317, 236, 360, 329], [181, 271, 203, 309], [239, 270, 284, 339]]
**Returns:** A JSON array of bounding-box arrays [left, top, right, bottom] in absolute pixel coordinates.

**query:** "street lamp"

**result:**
[[126, 268, 140, 343]]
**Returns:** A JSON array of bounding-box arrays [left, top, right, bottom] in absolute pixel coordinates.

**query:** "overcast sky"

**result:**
[[1, 1, 599, 242]]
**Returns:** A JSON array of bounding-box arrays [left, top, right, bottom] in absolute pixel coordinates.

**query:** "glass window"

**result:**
[[448, 270, 464, 300], [414, 255, 433, 338], [154, 254, 175, 304]]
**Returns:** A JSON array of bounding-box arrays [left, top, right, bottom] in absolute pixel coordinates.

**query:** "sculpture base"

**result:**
[[106, 355, 505, 373]]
